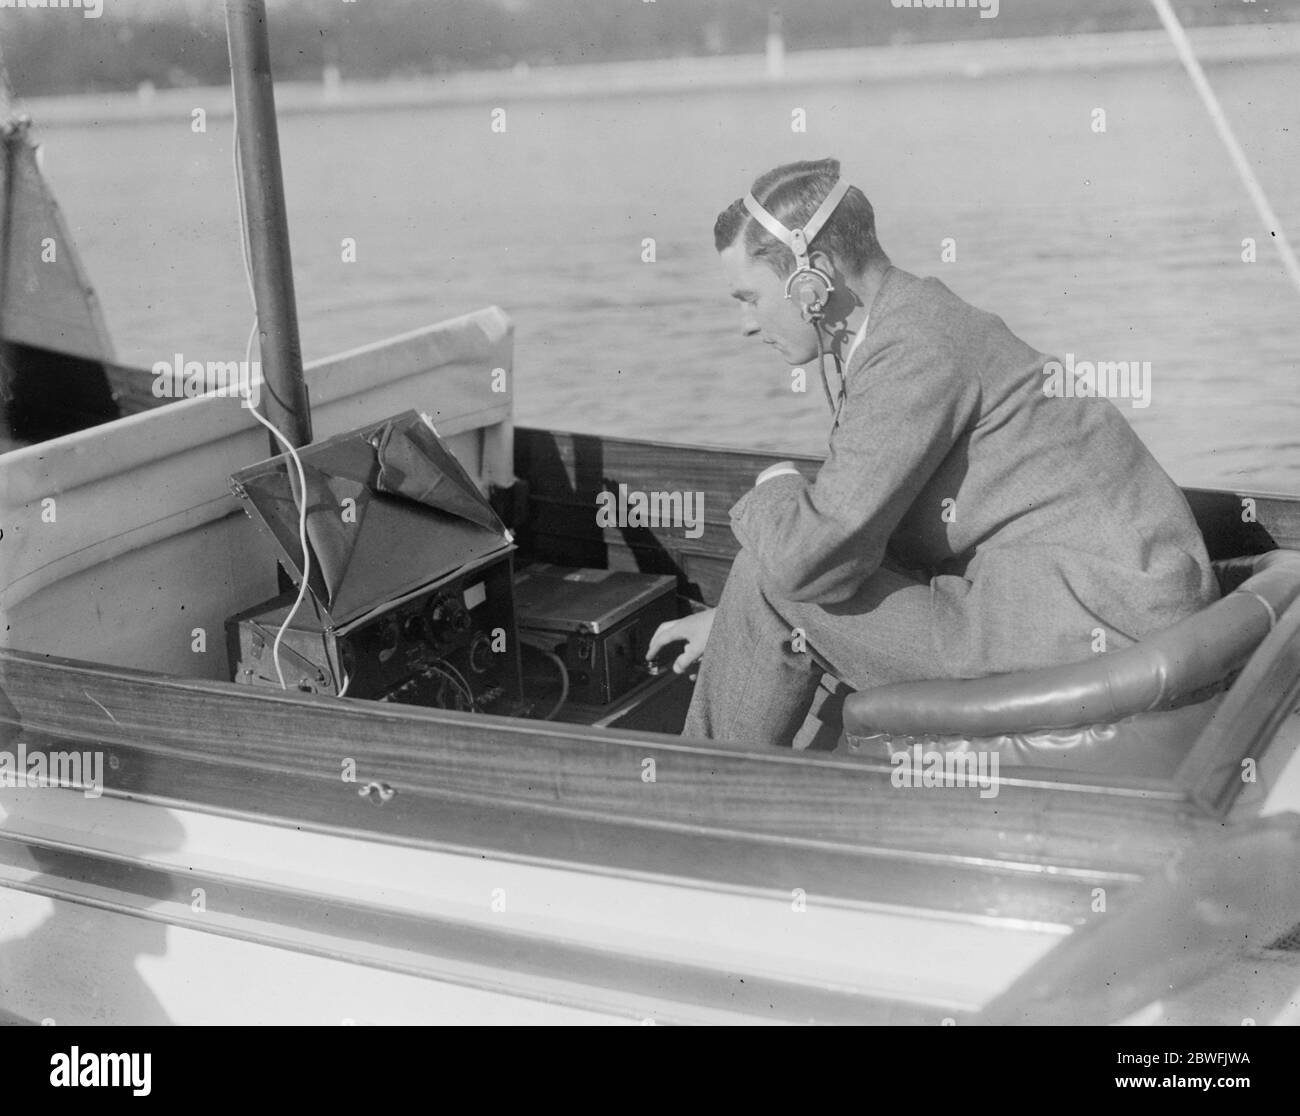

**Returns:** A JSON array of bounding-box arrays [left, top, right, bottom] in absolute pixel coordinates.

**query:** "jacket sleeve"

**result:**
[[729, 327, 979, 604]]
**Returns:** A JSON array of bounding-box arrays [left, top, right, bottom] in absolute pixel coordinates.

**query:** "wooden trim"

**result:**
[[1179, 599, 1300, 817], [1181, 487, 1300, 557], [9, 733, 1153, 927], [0, 649, 1216, 912], [515, 428, 1300, 587], [977, 813, 1300, 1024]]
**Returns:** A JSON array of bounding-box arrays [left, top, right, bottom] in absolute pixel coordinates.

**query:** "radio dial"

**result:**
[[428, 594, 469, 640], [468, 632, 493, 674]]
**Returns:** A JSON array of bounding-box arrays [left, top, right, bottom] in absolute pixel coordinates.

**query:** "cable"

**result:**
[[519, 636, 570, 721], [322, 630, 351, 697], [227, 38, 314, 694], [437, 657, 476, 710], [425, 661, 476, 711], [813, 325, 836, 413], [811, 318, 845, 425], [532, 647, 570, 721], [246, 402, 313, 691], [226, 31, 259, 314]]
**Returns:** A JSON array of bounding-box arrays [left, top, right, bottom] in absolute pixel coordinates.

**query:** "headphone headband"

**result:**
[[742, 177, 852, 272]]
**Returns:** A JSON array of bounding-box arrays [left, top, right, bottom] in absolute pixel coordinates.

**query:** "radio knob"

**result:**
[[428, 595, 468, 639], [468, 632, 493, 674]]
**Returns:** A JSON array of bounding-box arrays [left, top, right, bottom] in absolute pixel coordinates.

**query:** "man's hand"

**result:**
[[646, 608, 716, 675]]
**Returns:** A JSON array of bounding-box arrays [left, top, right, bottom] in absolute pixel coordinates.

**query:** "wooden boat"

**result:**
[[3, 9, 1300, 1026]]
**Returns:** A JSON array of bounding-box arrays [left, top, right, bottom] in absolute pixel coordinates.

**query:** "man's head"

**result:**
[[714, 157, 884, 365]]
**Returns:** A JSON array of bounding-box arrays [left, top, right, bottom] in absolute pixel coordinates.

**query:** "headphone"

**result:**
[[742, 177, 854, 421], [742, 177, 852, 323]]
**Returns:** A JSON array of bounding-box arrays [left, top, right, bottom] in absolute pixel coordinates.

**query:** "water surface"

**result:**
[[36, 57, 1300, 490]]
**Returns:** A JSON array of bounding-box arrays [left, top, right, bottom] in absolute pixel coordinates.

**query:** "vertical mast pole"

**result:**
[[225, 0, 312, 453]]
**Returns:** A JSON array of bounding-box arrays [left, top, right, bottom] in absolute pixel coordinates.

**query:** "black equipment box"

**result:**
[[225, 551, 520, 711], [513, 564, 678, 706], [226, 410, 524, 714]]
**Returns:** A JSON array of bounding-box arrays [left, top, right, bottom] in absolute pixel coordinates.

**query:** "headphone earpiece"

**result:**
[[741, 178, 854, 419], [742, 182, 849, 325], [786, 267, 835, 323]]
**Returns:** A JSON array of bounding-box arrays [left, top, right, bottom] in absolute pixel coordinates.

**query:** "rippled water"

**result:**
[[34, 57, 1300, 490]]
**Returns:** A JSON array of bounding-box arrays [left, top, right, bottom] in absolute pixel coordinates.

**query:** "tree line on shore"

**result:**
[[0, 0, 1280, 99]]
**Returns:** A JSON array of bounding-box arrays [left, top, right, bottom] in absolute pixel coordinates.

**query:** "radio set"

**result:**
[[225, 553, 520, 711], [513, 564, 678, 707], [226, 410, 524, 714], [226, 410, 682, 718]]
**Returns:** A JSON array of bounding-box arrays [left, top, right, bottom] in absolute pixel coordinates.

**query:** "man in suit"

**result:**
[[647, 157, 1217, 747]]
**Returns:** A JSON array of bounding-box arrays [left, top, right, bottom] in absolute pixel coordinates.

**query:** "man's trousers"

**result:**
[[682, 548, 948, 747]]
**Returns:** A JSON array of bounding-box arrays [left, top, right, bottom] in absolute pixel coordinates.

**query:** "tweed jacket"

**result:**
[[729, 267, 1218, 676]]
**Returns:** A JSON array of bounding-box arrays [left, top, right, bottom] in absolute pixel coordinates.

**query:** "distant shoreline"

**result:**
[[10, 22, 1300, 128]]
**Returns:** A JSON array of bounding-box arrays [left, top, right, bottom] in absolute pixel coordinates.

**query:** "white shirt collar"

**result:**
[[842, 266, 893, 371], [844, 315, 871, 371]]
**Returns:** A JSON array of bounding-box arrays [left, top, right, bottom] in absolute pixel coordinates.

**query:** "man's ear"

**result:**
[[807, 249, 837, 280]]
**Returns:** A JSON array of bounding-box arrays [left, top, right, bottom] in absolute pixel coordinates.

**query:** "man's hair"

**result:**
[[713, 157, 882, 279]]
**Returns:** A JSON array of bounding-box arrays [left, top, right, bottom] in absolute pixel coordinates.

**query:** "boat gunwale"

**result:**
[[0, 644, 1240, 902], [2, 642, 1207, 796], [0, 307, 515, 498]]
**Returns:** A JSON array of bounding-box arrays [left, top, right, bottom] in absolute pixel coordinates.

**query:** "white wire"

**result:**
[[226, 29, 259, 313], [438, 657, 477, 709], [227, 34, 315, 693], [518, 637, 569, 721], [426, 661, 476, 711], [245, 400, 313, 691]]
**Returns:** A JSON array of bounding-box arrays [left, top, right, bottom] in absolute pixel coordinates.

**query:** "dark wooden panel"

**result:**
[[0, 648, 1210, 895], [15, 719, 1142, 930], [526, 498, 736, 551], [515, 426, 804, 517], [1183, 487, 1300, 558], [515, 428, 1300, 570], [515, 427, 779, 604]]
